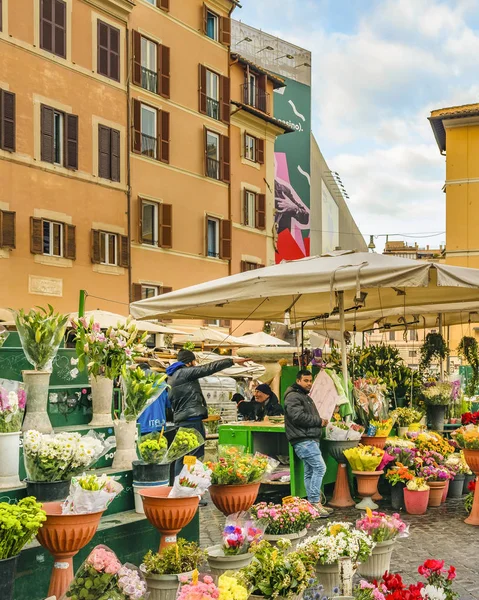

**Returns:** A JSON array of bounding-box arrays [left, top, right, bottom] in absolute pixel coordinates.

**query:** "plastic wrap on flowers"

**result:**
[[221, 511, 265, 555], [377, 451, 395, 472], [138, 432, 168, 464], [162, 428, 205, 463], [24, 430, 114, 482], [104, 563, 149, 600], [62, 474, 123, 514], [62, 545, 123, 599], [343, 445, 385, 472], [0, 379, 26, 433], [254, 452, 280, 482], [356, 509, 409, 542], [207, 449, 271, 485], [176, 572, 248, 600], [168, 461, 212, 498]]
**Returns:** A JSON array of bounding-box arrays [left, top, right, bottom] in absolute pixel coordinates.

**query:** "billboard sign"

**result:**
[[321, 180, 339, 253]]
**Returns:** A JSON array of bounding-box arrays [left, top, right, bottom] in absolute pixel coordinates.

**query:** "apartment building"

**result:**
[[0, 0, 133, 312]]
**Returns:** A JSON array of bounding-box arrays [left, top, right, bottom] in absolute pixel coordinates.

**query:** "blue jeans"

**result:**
[[293, 440, 327, 504]]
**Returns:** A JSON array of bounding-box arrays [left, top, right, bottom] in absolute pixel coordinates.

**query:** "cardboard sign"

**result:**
[[183, 455, 197, 466]]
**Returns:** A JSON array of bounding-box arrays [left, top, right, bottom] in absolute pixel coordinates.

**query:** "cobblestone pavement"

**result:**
[[199, 493, 479, 599]]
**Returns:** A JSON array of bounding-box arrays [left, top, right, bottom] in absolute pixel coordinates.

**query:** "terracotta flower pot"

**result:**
[[427, 481, 446, 507], [464, 449, 479, 475], [140, 486, 199, 551], [463, 450, 479, 526], [353, 470, 383, 510], [441, 479, 450, 503], [361, 436, 387, 450], [404, 488, 429, 515], [209, 483, 260, 516], [36, 502, 104, 599]]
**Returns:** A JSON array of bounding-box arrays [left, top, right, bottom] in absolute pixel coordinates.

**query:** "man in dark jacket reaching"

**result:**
[[284, 370, 333, 517]]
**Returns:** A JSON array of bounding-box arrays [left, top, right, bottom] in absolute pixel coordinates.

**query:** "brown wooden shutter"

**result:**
[[0, 0, 3, 32], [220, 16, 231, 46], [132, 283, 143, 301], [0, 90, 15, 152], [202, 3, 208, 34], [220, 219, 232, 260], [161, 286, 173, 294], [221, 134, 230, 183], [257, 138, 265, 164], [220, 76, 230, 124], [109, 26, 120, 81], [158, 0, 169, 11], [159, 203, 172, 248], [132, 99, 141, 153], [243, 189, 248, 225], [132, 31, 142, 87], [63, 224, 76, 260], [53, 0, 66, 58], [65, 113, 78, 170], [138, 198, 145, 243], [256, 193, 266, 230], [119, 234, 129, 268], [40, 0, 54, 53], [199, 64, 207, 114], [30, 217, 43, 254], [240, 260, 247, 273], [98, 125, 111, 179], [91, 229, 101, 263], [159, 45, 170, 98], [159, 110, 170, 163], [258, 75, 267, 112], [0, 211, 15, 249], [111, 129, 120, 182], [40, 105, 54, 163]]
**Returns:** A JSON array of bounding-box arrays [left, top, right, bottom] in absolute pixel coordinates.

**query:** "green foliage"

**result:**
[[0, 497, 46, 559], [419, 332, 449, 372], [142, 539, 206, 575], [458, 336, 479, 397], [13, 305, 69, 370], [182, 341, 196, 351], [121, 366, 167, 422]]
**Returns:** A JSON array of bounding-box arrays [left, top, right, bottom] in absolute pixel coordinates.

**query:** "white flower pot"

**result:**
[[112, 420, 138, 470], [0, 432, 21, 488], [398, 426, 409, 437], [358, 540, 395, 580], [21, 371, 53, 433], [89, 375, 114, 427], [316, 562, 340, 597], [141, 569, 193, 600], [206, 545, 253, 581], [264, 529, 307, 552]]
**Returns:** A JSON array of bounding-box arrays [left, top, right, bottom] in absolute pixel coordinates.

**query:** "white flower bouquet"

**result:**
[[23, 429, 112, 482], [0, 379, 26, 433], [62, 473, 123, 514]]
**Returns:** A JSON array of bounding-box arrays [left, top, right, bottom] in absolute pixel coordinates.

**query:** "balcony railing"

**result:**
[[206, 97, 220, 121], [206, 157, 220, 180], [141, 133, 157, 159], [141, 67, 158, 94], [241, 83, 270, 114]]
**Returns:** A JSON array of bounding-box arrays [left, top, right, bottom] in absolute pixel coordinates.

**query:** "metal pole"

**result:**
[[438, 313, 444, 380], [338, 291, 349, 394], [78, 290, 87, 317]]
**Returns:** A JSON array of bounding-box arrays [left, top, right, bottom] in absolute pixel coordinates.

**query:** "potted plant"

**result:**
[[176, 573, 248, 600], [356, 510, 407, 579], [133, 432, 170, 513], [250, 498, 318, 548], [422, 381, 457, 432], [343, 445, 385, 510], [238, 539, 314, 599], [112, 365, 166, 470], [417, 462, 450, 507], [72, 316, 147, 427], [0, 497, 46, 600], [23, 429, 106, 501], [297, 522, 374, 597], [390, 407, 423, 436], [205, 446, 269, 515], [140, 539, 206, 600], [14, 306, 69, 432], [458, 336, 479, 397], [404, 477, 430, 515], [0, 383, 26, 488], [385, 464, 415, 511]]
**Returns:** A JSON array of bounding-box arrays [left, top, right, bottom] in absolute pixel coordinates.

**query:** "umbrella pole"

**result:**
[[338, 291, 349, 395], [438, 313, 444, 380]]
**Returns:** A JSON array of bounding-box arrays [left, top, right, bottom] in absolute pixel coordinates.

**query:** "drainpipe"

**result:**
[[126, 27, 132, 305]]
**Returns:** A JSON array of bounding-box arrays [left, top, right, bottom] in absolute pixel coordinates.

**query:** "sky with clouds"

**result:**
[[236, 0, 479, 251]]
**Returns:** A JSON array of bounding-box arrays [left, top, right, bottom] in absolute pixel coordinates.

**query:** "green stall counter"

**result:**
[[218, 422, 338, 499]]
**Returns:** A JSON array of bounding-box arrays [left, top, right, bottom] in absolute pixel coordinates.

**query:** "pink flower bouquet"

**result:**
[[250, 498, 319, 536]]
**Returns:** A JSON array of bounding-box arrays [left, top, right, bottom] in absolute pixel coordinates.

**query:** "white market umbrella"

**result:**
[[173, 326, 249, 347], [130, 251, 479, 388], [235, 331, 290, 347], [69, 310, 187, 335]]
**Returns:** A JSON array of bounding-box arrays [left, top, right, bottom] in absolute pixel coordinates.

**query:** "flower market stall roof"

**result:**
[[234, 331, 291, 347], [130, 251, 479, 325], [173, 326, 251, 347], [69, 310, 187, 335]]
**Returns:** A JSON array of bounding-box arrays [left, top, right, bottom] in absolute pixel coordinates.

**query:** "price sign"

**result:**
[[184, 455, 197, 466], [282, 496, 294, 505]]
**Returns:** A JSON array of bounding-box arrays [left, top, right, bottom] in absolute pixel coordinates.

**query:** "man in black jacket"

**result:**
[[284, 369, 332, 517]]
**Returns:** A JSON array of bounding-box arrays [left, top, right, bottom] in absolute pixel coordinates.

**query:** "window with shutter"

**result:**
[[132, 30, 142, 87], [244, 190, 256, 228], [220, 76, 230, 124], [91, 230, 101, 264], [98, 125, 120, 181], [221, 134, 230, 183], [257, 138, 265, 164], [159, 110, 169, 163], [40, 0, 66, 58], [0, 0, 3, 32], [65, 114, 78, 170], [111, 129, 120, 182], [158, 0, 169, 11], [132, 99, 141, 153], [220, 219, 232, 260], [63, 224, 76, 260], [0, 211, 15, 249], [199, 65, 207, 115], [241, 261, 264, 272], [40, 105, 54, 163], [97, 20, 120, 81], [220, 15, 231, 46], [119, 234, 129, 268], [30, 217, 44, 255], [159, 45, 170, 98], [159, 203, 172, 248], [244, 133, 256, 162], [0, 91, 15, 152], [255, 193, 266, 230], [204, 6, 219, 41], [132, 283, 143, 302]]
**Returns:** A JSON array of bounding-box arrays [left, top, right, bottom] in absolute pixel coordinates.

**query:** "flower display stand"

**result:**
[[353, 470, 383, 510], [463, 449, 479, 526], [112, 420, 138, 470], [326, 440, 358, 508], [22, 371, 53, 433], [0, 432, 22, 489], [89, 375, 114, 427], [209, 482, 260, 516]]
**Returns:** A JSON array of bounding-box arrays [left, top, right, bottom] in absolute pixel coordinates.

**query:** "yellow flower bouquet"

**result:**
[[343, 445, 385, 471], [370, 418, 393, 437]]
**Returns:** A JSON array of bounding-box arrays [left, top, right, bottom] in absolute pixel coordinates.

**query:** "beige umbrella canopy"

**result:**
[[173, 326, 249, 347], [69, 310, 187, 335], [235, 331, 291, 347]]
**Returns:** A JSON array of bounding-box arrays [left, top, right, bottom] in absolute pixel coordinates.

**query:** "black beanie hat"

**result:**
[[177, 349, 196, 364], [256, 383, 272, 396]]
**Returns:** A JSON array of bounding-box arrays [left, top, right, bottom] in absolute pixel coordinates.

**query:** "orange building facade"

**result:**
[[0, 0, 289, 322]]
